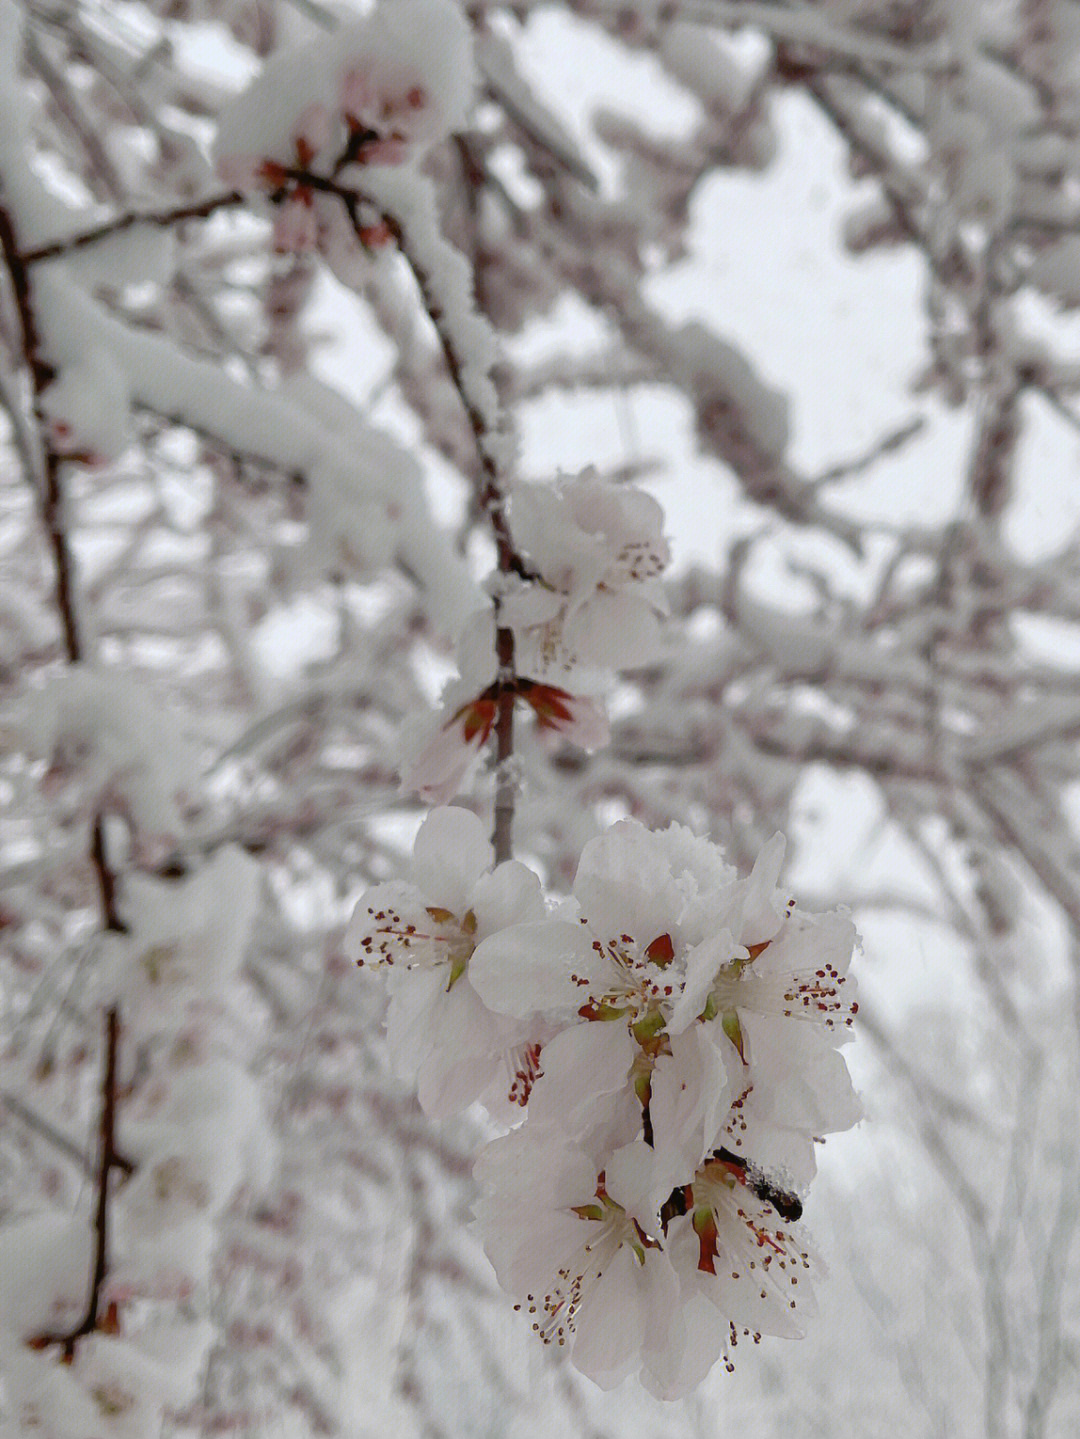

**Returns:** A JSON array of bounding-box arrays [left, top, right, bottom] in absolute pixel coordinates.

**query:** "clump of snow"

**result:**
[[0, 1213, 94, 1340], [17, 666, 197, 849], [103, 847, 261, 1020], [358, 166, 504, 455]]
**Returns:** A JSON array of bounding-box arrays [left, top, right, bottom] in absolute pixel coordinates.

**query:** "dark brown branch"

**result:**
[[22, 191, 247, 266], [323, 168, 523, 858], [29, 1005, 126, 1358], [91, 815, 127, 936], [1, 193, 133, 1357], [0, 199, 80, 660], [378, 198, 520, 859]]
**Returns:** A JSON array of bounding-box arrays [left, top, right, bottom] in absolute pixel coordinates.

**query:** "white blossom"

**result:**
[[472, 821, 859, 1190], [345, 807, 548, 1115], [502, 470, 670, 680], [474, 1126, 683, 1390]]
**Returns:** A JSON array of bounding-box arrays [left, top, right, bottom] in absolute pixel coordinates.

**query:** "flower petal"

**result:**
[[384, 965, 447, 1076], [527, 1022, 637, 1145], [571, 1245, 647, 1388], [469, 860, 546, 937], [573, 821, 683, 946], [650, 1025, 734, 1176], [738, 831, 787, 944], [604, 1139, 668, 1224], [667, 931, 734, 1034], [470, 919, 595, 1019], [411, 806, 493, 913], [564, 590, 664, 670]]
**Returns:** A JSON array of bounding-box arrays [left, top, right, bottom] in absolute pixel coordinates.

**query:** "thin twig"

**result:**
[[0, 197, 80, 659], [29, 1005, 126, 1357], [337, 171, 522, 858], [2, 186, 132, 1357], [23, 190, 247, 266]]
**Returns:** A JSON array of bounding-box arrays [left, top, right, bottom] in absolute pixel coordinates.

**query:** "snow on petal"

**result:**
[[213, 0, 473, 183], [506, 468, 670, 680], [573, 820, 685, 950]]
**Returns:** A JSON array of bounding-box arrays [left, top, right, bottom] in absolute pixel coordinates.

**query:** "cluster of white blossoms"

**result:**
[[401, 469, 670, 803], [346, 807, 860, 1396]]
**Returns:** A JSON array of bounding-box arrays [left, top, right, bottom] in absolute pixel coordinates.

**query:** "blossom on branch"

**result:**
[[399, 680, 609, 804], [474, 1127, 683, 1391], [344, 807, 548, 1116], [503, 470, 671, 679], [398, 686, 499, 806], [519, 681, 611, 752]]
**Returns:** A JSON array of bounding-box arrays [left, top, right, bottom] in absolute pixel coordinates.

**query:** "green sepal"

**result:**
[[631, 1008, 665, 1045], [721, 1007, 746, 1063], [571, 1203, 605, 1222]]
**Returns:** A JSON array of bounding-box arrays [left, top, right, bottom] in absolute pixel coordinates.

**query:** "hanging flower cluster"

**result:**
[[401, 468, 668, 803], [347, 810, 859, 1395]]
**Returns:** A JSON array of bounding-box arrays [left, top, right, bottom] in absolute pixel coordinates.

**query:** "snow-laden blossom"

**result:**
[[0, 1326, 214, 1439], [474, 1127, 684, 1391], [470, 822, 741, 1108], [636, 1150, 815, 1399], [15, 667, 197, 853], [344, 807, 548, 1116], [501, 470, 670, 679], [40, 349, 132, 465], [675, 1149, 811, 1334], [214, 0, 473, 189], [0, 1214, 93, 1342], [102, 847, 260, 1024], [109, 1060, 271, 1304]]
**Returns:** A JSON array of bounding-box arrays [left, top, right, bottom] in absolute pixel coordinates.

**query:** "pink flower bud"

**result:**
[[400, 694, 498, 804], [341, 67, 376, 128]]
